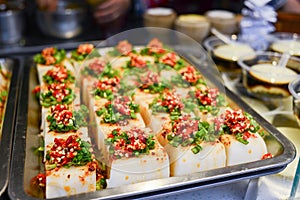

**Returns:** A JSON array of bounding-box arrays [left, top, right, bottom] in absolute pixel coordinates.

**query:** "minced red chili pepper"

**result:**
[[111, 96, 131, 116], [31, 173, 46, 188], [45, 64, 69, 83], [105, 128, 154, 159], [172, 115, 199, 140], [88, 58, 106, 75], [159, 52, 179, 67], [147, 38, 166, 54], [50, 104, 73, 126], [49, 135, 81, 167], [48, 83, 70, 102], [261, 153, 273, 160], [77, 44, 94, 55], [41, 47, 57, 65], [157, 90, 184, 113], [195, 87, 219, 106], [93, 76, 120, 93], [32, 85, 41, 95], [116, 40, 132, 55], [180, 66, 202, 85], [140, 71, 159, 89], [129, 52, 147, 68]]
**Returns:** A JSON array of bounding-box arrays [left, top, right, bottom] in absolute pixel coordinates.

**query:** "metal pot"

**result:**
[[0, 9, 25, 45], [36, 4, 86, 39]]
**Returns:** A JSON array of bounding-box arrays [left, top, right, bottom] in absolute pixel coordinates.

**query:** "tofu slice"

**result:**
[[164, 141, 226, 176], [36, 59, 74, 84], [46, 163, 96, 199], [92, 111, 145, 149], [219, 133, 268, 166], [44, 127, 89, 159], [104, 128, 170, 188], [40, 87, 80, 135], [106, 145, 169, 188]]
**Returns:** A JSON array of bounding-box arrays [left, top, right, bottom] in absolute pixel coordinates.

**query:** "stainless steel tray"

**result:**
[[8, 51, 296, 200], [0, 58, 20, 196]]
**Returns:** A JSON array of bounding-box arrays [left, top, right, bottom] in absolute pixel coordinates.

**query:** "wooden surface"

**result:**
[[275, 11, 300, 34]]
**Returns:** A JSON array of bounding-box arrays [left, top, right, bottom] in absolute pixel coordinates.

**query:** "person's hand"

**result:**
[[92, 0, 131, 24], [36, 0, 58, 11]]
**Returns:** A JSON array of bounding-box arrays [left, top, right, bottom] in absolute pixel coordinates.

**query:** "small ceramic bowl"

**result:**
[[143, 7, 177, 29], [174, 14, 210, 42], [238, 51, 300, 99], [269, 32, 300, 56], [203, 36, 255, 72], [205, 10, 238, 35]]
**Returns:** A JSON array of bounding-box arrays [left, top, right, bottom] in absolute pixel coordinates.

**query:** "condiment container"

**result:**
[[203, 36, 255, 73], [269, 32, 300, 57], [205, 10, 238, 35], [143, 7, 176, 28], [174, 14, 210, 42], [0, 1, 25, 45], [238, 51, 300, 99], [36, 2, 86, 39]]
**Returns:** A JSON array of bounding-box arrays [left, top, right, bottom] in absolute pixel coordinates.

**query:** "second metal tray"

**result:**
[[0, 57, 21, 196]]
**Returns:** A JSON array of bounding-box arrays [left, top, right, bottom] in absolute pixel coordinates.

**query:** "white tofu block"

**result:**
[[36, 59, 74, 85], [106, 142, 170, 188], [46, 164, 96, 199], [92, 111, 145, 149], [44, 127, 90, 161], [219, 133, 268, 166], [81, 76, 98, 107], [164, 141, 226, 176]]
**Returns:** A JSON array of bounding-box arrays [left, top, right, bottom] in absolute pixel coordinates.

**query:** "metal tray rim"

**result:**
[[8, 50, 297, 200]]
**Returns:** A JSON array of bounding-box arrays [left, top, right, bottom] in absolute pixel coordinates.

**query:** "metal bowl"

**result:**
[[36, 5, 86, 39], [0, 9, 25, 45]]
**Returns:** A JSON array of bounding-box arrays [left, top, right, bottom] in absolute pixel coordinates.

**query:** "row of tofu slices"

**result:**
[[35, 39, 269, 199]]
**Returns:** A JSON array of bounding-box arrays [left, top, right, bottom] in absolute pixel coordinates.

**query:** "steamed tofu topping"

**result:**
[[180, 66, 203, 85], [214, 108, 261, 144], [71, 44, 95, 61], [138, 71, 168, 93], [82, 58, 106, 76], [104, 128, 155, 159], [96, 96, 139, 124], [34, 47, 66, 65], [162, 115, 217, 154], [151, 90, 184, 116], [195, 87, 220, 107], [159, 52, 186, 70], [46, 135, 94, 168], [93, 76, 121, 99], [140, 38, 167, 57], [77, 44, 94, 55], [43, 64, 75, 85], [128, 53, 148, 68], [147, 38, 166, 54], [116, 40, 133, 56], [47, 104, 78, 132], [40, 83, 75, 107]]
